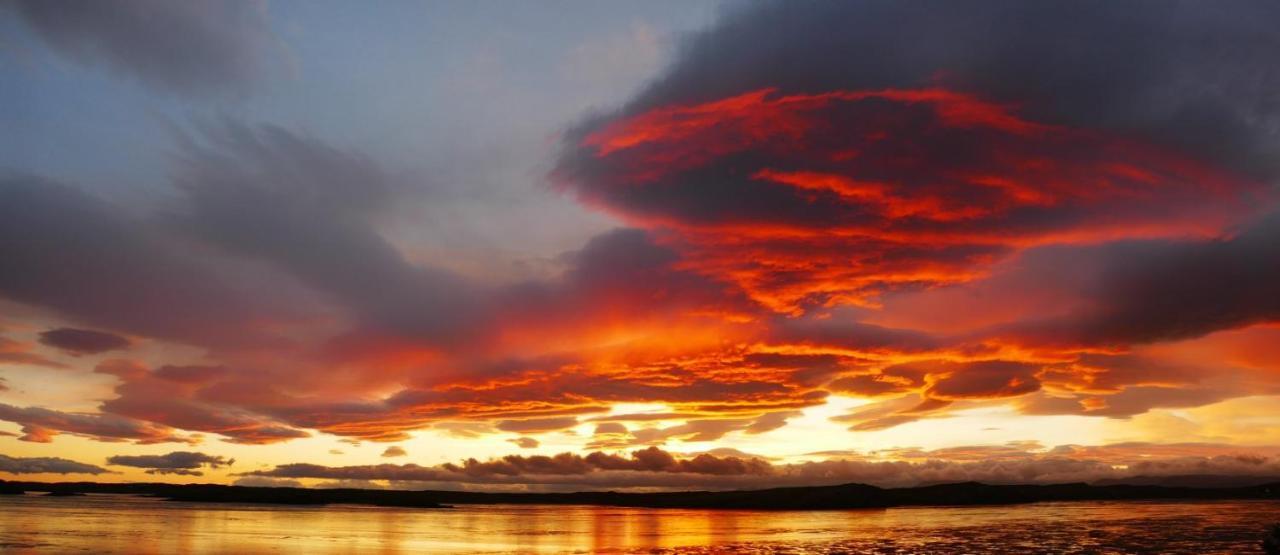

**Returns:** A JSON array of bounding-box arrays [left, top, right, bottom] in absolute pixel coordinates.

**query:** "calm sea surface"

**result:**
[[1, 493, 1277, 554]]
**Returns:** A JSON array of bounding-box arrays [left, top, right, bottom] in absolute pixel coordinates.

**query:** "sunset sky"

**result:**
[[3, 0, 1280, 491]]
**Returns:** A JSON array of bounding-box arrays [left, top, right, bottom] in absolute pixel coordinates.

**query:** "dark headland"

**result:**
[[2, 478, 1278, 510]]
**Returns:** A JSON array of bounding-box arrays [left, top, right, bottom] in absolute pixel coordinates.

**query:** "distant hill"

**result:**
[[2, 479, 1278, 510]]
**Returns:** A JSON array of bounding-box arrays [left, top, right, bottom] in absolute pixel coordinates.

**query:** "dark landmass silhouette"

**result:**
[[2, 478, 1278, 510]]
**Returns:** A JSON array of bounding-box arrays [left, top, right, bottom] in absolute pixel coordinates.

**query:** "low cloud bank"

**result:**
[[0, 454, 110, 475], [242, 443, 1280, 491]]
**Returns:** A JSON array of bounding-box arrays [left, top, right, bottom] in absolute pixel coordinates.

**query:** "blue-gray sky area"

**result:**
[[2, 0, 720, 281]]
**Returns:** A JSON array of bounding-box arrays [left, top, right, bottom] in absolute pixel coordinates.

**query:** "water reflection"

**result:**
[[0, 493, 1276, 553]]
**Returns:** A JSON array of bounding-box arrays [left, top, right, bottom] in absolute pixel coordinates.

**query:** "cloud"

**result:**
[[243, 442, 1280, 491], [107, 450, 233, 476], [532, 0, 1280, 434], [38, 327, 131, 355], [94, 360, 310, 445], [3, 0, 284, 97], [606, 0, 1280, 179], [432, 422, 497, 440], [1001, 214, 1280, 348], [0, 454, 110, 475], [0, 336, 66, 369], [170, 120, 487, 347], [247, 445, 774, 486], [0, 402, 194, 444], [556, 88, 1264, 315], [830, 394, 959, 432], [231, 476, 302, 488], [381, 446, 407, 458], [508, 437, 539, 449], [0, 174, 308, 350], [495, 417, 578, 434]]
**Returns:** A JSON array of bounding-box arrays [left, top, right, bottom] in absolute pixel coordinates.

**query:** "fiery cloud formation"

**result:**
[[561, 87, 1259, 314], [3, 0, 1280, 491]]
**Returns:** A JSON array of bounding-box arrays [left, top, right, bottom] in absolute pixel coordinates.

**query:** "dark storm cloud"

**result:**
[[614, 0, 1280, 181], [556, 0, 1280, 232], [38, 328, 131, 355], [0, 453, 110, 475], [1008, 214, 1280, 347], [107, 450, 233, 476], [3, 0, 283, 97]]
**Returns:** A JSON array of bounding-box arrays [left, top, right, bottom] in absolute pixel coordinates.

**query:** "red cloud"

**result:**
[[560, 88, 1261, 315], [0, 402, 194, 444]]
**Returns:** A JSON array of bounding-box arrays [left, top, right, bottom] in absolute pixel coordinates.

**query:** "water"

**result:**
[[1, 493, 1277, 554]]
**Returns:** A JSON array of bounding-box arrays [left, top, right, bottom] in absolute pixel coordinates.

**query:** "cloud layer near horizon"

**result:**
[[239, 442, 1280, 492]]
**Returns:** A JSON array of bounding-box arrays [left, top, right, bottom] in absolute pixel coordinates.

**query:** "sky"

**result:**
[[2, 0, 1280, 492]]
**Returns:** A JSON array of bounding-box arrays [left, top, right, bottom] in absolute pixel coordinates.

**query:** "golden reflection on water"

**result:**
[[1, 493, 1277, 554]]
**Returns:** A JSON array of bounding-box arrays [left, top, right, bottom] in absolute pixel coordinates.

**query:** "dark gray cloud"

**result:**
[[4, 0, 283, 97], [0, 174, 306, 350], [1006, 213, 1280, 347], [612, 0, 1280, 181], [0, 453, 110, 475], [107, 450, 233, 476], [38, 327, 130, 355], [170, 121, 487, 347]]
